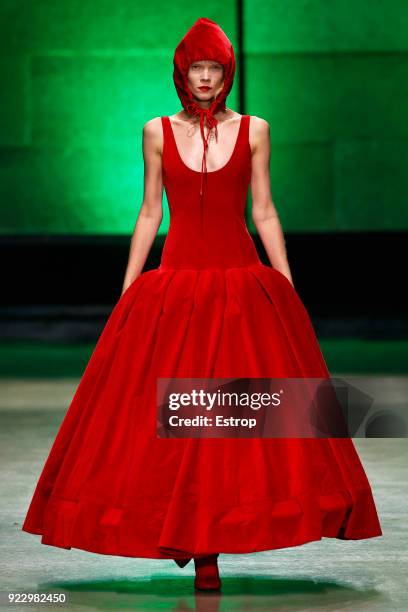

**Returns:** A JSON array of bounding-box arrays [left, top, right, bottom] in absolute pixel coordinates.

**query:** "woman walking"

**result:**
[[22, 17, 382, 591]]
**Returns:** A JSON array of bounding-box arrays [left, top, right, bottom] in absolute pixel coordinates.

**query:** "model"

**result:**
[[22, 17, 382, 592]]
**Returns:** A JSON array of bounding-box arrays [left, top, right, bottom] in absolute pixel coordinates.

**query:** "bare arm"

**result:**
[[249, 117, 294, 287], [121, 117, 164, 295]]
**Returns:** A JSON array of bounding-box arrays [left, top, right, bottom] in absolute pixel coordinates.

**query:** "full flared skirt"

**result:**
[[22, 261, 382, 559]]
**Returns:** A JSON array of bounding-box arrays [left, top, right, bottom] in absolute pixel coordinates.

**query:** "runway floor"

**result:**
[[0, 375, 406, 611]]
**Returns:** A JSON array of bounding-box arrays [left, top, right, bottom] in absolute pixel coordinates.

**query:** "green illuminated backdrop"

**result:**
[[0, 1, 407, 235]]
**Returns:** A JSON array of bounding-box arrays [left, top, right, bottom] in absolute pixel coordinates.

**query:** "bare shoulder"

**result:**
[[143, 116, 163, 136], [142, 117, 163, 153], [249, 115, 270, 137], [248, 115, 270, 153]]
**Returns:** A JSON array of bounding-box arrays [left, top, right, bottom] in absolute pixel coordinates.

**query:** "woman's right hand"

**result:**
[[121, 274, 140, 297]]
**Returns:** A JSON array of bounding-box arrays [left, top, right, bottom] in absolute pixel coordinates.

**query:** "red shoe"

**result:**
[[194, 554, 221, 591]]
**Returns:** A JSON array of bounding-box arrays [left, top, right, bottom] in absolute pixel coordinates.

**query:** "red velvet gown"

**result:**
[[22, 114, 382, 561]]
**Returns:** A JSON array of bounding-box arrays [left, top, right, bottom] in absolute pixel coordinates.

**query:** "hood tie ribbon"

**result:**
[[186, 104, 220, 235]]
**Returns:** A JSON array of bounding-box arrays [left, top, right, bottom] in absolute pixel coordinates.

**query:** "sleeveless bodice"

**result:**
[[159, 115, 261, 270]]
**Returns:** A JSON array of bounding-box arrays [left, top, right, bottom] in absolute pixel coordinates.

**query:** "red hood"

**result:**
[[172, 17, 236, 201]]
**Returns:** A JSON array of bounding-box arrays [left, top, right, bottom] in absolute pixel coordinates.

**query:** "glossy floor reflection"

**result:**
[[1, 375, 406, 611]]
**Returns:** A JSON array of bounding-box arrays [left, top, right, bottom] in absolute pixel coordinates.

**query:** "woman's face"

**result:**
[[187, 60, 225, 102]]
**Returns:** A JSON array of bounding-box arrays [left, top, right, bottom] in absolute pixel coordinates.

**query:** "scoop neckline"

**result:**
[[167, 115, 245, 174]]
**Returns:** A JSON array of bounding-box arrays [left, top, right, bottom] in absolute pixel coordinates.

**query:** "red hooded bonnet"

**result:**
[[173, 17, 236, 200]]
